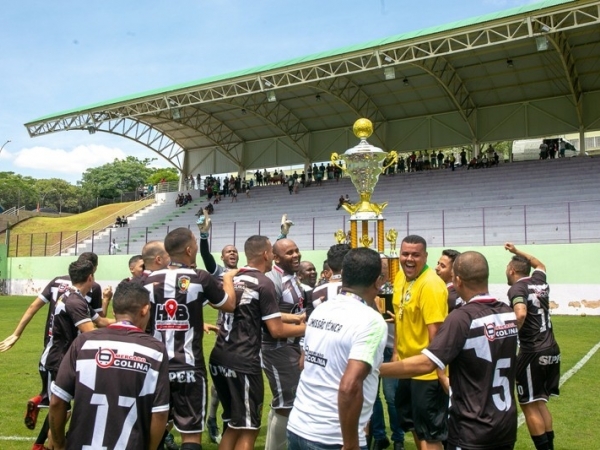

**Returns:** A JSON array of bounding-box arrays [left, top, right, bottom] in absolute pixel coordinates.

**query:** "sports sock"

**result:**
[[264, 410, 289, 450], [546, 430, 555, 450], [180, 443, 202, 450], [34, 416, 49, 445], [208, 384, 219, 418], [531, 433, 549, 450]]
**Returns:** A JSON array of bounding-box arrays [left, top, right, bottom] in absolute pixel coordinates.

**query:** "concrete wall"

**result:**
[[3, 244, 599, 315]]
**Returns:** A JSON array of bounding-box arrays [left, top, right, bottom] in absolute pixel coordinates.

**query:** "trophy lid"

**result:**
[[345, 118, 384, 155]]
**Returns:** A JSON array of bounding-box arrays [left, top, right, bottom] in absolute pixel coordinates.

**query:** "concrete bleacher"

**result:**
[[70, 156, 600, 255]]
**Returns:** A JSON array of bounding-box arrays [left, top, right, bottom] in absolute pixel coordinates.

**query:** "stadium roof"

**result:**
[[25, 0, 600, 175]]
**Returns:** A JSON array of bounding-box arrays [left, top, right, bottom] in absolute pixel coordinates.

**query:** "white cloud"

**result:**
[[13, 144, 127, 174]]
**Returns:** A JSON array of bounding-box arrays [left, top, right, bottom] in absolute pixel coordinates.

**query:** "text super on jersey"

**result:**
[[144, 267, 227, 371]]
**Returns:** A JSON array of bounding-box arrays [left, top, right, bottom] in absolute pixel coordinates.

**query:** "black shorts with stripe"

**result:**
[[169, 369, 207, 433], [209, 363, 264, 429], [261, 345, 301, 409], [516, 344, 560, 404]]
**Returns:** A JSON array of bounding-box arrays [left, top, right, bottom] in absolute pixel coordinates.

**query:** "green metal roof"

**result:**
[[27, 0, 575, 124]]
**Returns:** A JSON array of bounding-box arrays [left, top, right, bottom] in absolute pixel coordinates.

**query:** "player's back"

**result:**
[[144, 267, 226, 370], [58, 326, 169, 450]]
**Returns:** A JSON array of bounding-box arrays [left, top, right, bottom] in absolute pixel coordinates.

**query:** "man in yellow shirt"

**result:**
[[393, 235, 448, 450]]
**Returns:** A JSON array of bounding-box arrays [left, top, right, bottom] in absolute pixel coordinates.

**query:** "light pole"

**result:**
[[0, 140, 10, 155]]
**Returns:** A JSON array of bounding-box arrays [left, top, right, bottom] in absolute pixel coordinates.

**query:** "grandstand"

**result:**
[[56, 156, 600, 256]]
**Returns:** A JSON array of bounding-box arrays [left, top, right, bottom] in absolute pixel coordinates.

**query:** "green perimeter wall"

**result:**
[[3, 242, 599, 284]]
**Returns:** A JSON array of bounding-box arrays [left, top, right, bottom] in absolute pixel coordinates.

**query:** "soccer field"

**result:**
[[1, 296, 598, 449]]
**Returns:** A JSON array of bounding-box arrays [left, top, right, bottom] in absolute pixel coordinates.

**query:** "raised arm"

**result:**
[[0, 297, 46, 352], [504, 242, 546, 272]]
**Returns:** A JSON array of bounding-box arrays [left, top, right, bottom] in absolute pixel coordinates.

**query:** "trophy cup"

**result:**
[[331, 118, 397, 219], [330, 118, 400, 287]]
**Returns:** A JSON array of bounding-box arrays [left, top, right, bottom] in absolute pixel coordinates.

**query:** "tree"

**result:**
[[147, 168, 179, 185], [0, 172, 38, 210], [35, 178, 81, 213], [79, 156, 156, 200]]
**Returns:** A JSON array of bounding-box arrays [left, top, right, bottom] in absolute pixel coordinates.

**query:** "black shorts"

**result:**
[[169, 369, 207, 433], [516, 345, 560, 404], [262, 345, 301, 409], [209, 363, 263, 429], [395, 378, 448, 442]]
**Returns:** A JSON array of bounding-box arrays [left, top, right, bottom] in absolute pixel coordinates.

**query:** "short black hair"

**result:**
[[69, 260, 95, 284], [128, 255, 142, 268], [245, 235, 270, 260], [113, 281, 150, 316], [327, 244, 351, 272], [441, 249, 460, 262], [78, 252, 98, 268], [402, 235, 427, 251], [509, 255, 531, 276], [342, 248, 381, 288], [165, 228, 194, 256]]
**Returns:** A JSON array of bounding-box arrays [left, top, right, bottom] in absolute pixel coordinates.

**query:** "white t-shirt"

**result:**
[[287, 293, 387, 446]]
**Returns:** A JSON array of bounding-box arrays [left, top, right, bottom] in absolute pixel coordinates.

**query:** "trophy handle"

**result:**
[[383, 150, 398, 171], [331, 153, 345, 170]]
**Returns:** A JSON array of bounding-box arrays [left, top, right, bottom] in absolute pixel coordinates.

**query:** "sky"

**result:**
[[0, 0, 535, 184]]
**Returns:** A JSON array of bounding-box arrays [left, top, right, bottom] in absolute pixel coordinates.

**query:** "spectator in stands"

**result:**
[[121, 216, 128, 226], [437, 151, 444, 169], [468, 157, 477, 170], [206, 203, 214, 215], [450, 153, 456, 171], [460, 148, 467, 167], [539, 141, 549, 159], [493, 151, 500, 166], [231, 188, 238, 202], [115, 216, 122, 227], [559, 139, 566, 158], [398, 156, 405, 173]]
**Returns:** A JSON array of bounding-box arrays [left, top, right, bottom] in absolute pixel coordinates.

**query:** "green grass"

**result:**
[[0, 296, 599, 449]]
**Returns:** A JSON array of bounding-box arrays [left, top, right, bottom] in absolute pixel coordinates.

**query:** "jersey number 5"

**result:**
[[492, 358, 512, 412]]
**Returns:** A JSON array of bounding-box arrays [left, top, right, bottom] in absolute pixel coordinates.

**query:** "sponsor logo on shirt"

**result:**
[[483, 321, 518, 341], [304, 345, 328, 367], [95, 348, 150, 373], [155, 299, 190, 331]]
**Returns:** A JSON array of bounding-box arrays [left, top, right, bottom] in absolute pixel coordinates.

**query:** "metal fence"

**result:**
[[6, 199, 600, 257]]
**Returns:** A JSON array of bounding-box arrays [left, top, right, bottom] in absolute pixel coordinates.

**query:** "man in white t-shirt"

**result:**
[[287, 247, 387, 450]]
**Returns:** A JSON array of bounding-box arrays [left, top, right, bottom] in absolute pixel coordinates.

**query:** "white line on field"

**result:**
[[518, 339, 600, 428], [0, 436, 34, 441]]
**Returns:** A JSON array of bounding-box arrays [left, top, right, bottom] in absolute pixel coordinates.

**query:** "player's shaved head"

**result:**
[[142, 241, 167, 265], [164, 228, 194, 256], [272, 238, 293, 257], [453, 251, 489, 287]]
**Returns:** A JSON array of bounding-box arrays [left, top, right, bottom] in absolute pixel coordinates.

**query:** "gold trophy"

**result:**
[[331, 118, 398, 219]]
